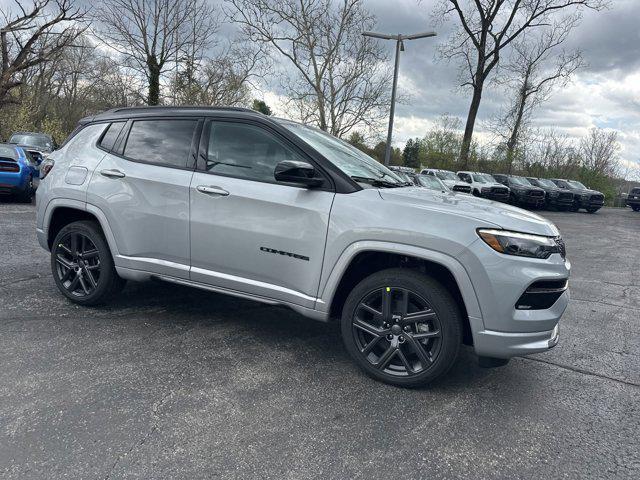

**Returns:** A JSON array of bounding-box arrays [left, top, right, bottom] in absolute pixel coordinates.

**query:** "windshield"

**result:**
[[568, 180, 587, 189], [482, 174, 497, 183], [417, 174, 447, 190], [472, 174, 488, 183], [535, 179, 553, 188], [435, 170, 458, 181], [510, 176, 531, 186], [281, 121, 405, 186], [9, 134, 52, 150], [0, 144, 18, 159]]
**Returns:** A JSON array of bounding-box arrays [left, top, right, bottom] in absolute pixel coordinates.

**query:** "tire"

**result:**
[[472, 189, 480, 197], [51, 220, 123, 305], [570, 205, 580, 212], [341, 268, 462, 388], [18, 176, 34, 203], [586, 207, 600, 214], [632, 206, 640, 212]]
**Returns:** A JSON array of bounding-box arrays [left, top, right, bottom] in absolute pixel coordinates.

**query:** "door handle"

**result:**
[[100, 169, 126, 179], [196, 185, 229, 196]]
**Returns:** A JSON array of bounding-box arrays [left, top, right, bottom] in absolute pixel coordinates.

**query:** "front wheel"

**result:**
[[632, 206, 640, 212], [341, 268, 462, 388], [51, 220, 124, 305], [586, 207, 600, 214]]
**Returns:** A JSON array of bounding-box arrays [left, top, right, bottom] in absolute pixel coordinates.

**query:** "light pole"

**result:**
[[363, 31, 437, 167]]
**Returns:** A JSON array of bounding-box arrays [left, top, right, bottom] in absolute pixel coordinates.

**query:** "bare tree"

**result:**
[[226, 0, 392, 138], [94, 0, 217, 105], [436, 0, 606, 167], [494, 20, 584, 171], [173, 42, 263, 107], [0, 0, 86, 107], [580, 128, 620, 177]]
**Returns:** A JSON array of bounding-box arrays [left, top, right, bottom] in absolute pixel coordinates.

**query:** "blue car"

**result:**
[[0, 143, 38, 201]]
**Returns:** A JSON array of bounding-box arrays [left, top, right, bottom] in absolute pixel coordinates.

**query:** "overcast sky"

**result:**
[[236, 0, 640, 178]]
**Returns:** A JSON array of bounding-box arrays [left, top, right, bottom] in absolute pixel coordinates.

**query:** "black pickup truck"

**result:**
[[492, 174, 546, 209], [626, 187, 640, 212], [550, 179, 605, 213], [526, 177, 575, 210]]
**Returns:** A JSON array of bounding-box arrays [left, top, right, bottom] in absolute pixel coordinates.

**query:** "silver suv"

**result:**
[[36, 107, 570, 387]]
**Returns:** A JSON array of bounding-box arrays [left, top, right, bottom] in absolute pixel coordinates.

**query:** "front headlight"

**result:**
[[477, 229, 562, 259]]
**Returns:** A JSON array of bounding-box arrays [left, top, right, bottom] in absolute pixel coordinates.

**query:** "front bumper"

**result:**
[[459, 238, 570, 358], [577, 198, 604, 209], [473, 324, 560, 358], [626, 198, 640, 208]]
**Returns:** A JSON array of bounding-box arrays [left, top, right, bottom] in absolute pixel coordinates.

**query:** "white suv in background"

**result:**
[[421, 168, 471, 194], [457, 171, 510, 202]]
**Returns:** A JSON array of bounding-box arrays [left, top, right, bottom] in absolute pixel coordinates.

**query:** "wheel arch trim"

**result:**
[[41, 199, 120, 257], [318, 241, 483, 321]]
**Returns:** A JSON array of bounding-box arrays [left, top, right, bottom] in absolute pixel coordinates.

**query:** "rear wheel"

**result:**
[[18, 176, 34, 202], [51, 221, 124, 305], [341, 268, 462, 388]]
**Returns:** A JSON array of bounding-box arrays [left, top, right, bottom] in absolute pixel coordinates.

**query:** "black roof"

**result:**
[[80, 106, 267, 125]]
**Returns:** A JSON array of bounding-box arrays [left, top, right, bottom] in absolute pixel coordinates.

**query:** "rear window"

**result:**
[[99, 122, 126, 151], [123, 119, 197, 168], [0, 144, 17, 159]]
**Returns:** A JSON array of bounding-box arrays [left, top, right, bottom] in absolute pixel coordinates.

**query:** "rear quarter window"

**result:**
[[98, 122, 126, 151]]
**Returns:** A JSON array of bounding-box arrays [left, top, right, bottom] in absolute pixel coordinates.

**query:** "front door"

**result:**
[[189, 120, 335, 308]]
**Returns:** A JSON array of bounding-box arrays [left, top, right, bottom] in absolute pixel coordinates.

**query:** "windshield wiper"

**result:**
[[351, 176, 405, 188]]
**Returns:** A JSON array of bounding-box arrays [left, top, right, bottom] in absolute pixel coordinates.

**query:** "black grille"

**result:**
[[529, 190, 544, 197], [453, 185, 471, 193], [559, 192, 573, 200], [516, 278, 568, 310], [491, 187, 508, 195]]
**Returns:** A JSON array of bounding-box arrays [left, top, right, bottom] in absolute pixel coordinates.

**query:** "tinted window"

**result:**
[[9, 134, 52, 150], [0, 144, 17, 159], [205, 122, 305, 183], [99, 122, 126, 151], [124, 119, 197, 168]]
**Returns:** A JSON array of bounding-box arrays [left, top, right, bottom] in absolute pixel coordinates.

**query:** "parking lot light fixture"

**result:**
[[362, 30, 437, 167]]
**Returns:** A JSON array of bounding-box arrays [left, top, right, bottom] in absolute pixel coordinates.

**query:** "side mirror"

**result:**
[[274, 160, 323, 187]]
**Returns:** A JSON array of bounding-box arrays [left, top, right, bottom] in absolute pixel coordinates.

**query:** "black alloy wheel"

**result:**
[[51, 220, 125, 305], [341, 268, 462, 387], [352, 287, 442, 376], [54, 232, 102, 297]]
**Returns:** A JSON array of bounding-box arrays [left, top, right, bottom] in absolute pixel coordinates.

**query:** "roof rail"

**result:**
[[107, 105, 259, 114]]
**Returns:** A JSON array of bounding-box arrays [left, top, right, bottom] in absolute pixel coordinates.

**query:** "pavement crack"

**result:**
[[520, 356, 640, 388], [0, 274, 41, 288], [571, 297, 640, 312]]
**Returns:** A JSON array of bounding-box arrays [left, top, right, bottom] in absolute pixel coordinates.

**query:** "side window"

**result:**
[[98, 122, 126, 151], [205, 121, 304, 183], [123, 119, 197, 168], [460, 173, 471, 183]]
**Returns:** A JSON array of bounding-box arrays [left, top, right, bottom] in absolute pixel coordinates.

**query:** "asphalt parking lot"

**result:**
[[0, 202, 638, 479]]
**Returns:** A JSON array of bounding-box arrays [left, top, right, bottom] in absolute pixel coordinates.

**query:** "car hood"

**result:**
[[480, 182, 508, 189], [572, 188, 602, 196], [379, 187, 559, 236]]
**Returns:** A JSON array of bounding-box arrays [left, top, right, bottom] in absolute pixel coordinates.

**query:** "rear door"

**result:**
[[189, 119, 335, 308], [88, 117, 201, 279]]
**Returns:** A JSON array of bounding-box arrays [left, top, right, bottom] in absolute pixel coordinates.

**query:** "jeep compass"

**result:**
[[36, 107, 570, 387]]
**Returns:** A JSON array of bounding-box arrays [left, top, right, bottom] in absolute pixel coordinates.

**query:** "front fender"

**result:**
[[316, 240, 483, 323]]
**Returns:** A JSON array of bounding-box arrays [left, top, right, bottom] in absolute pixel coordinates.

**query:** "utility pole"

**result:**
[[362, 31, 437, 166]]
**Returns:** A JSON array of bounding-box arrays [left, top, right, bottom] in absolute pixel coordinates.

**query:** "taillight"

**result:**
[[40, 159, 55, 179]]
